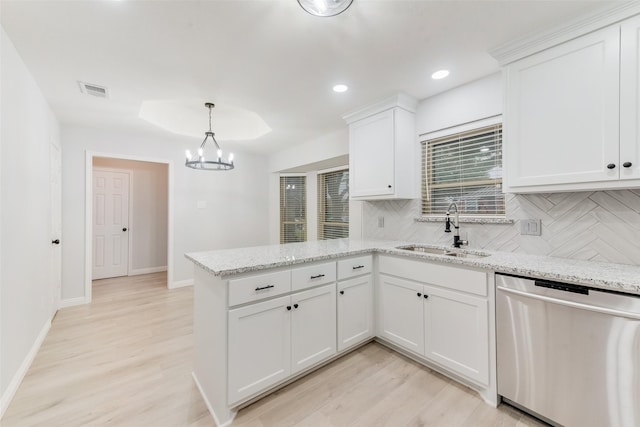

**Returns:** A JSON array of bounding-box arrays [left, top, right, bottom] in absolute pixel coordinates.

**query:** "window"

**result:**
[[318, 169, 349, 240], [280, 176, 306, 243], [422, 123, 504, 216]]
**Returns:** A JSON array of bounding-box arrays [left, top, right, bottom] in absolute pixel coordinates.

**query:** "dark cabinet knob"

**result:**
[[122, 227, 128, 232], [293, 303, 299, 309], [51, 239, 60, 245], [417, 292, 422, 297], [339, 290, 344, 295], [623, 162, 633, 168], [607, 163, 616, 169], [388, 185, 392, 188], [424, 294, 429, 299], [286, 305, 292, 311]]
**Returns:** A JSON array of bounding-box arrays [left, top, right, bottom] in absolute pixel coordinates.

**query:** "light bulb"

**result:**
[[198, 148, 203, 157], [185, 150, 192, 160], [217, 149, 222, 159], [229, 153, 234, 163]]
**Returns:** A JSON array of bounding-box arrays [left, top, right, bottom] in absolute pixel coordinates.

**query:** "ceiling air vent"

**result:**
[[78, 81, 109, 98]]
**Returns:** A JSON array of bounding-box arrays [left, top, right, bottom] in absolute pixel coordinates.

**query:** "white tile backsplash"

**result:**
[[362, 189, 640, 266]]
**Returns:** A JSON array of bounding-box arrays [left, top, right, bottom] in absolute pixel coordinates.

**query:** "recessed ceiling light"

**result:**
[[333, 84, 349, 93], [431, 70, 450, 80]]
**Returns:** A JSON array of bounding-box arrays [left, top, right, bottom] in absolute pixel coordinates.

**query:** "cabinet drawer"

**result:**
[[379, 255, 487, 297], [228, 270, 291, 306], [337, 255, 372, 280], [291, 261, 336, 291]]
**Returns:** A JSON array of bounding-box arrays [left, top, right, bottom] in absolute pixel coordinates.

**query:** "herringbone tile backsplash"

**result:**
[[362, 190, 640, 266]]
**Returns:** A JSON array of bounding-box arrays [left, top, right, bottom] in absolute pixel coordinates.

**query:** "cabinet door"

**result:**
[[291, 284, 337, 374], [378, 274, 424, 355], [228, 295, 291, 404], [337, 275, 373, 352], [349, 109, 395, 198], [423, 285, 489, 385], [620, 15, 640, 181], [505, 26, 620, 189]]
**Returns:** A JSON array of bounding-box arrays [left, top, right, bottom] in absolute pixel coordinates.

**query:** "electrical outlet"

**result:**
[[378, 216, 385, 228], [520, 219, 541, 236]]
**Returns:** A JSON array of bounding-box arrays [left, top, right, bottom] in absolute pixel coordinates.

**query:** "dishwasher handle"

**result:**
[[498, 286, 640, 320]]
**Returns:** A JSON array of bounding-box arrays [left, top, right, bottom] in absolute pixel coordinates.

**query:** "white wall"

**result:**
[[1, 28, 60, 417], [267, 129, 356, 244], [416, 72, 502, 136], [62, 126, 270, 301], [92, 158, 168, 274]]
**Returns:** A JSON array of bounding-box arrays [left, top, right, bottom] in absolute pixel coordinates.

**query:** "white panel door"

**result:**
[[228, 295, 291, 404], [50, 141, 61, 315], [337, 275, 373, 352], [423, 285, 489, 385], [505, 26, 620, 188], [93, 169, 130, 280], [378, 274, 424, 355], [620, 15, 640, 181], [291, 284, 337, 374]]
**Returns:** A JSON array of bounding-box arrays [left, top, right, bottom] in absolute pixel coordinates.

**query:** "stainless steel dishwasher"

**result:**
[[496, 274, 640, 427]]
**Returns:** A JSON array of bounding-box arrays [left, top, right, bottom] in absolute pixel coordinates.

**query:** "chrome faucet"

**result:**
[[445, 202, 468, 248]]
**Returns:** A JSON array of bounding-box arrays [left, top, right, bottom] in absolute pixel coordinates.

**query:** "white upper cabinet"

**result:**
[[620, 15, 640, 182], [504, 26, 621, 192], [344, 94, 418, 200], [501, 9, 640, 193]]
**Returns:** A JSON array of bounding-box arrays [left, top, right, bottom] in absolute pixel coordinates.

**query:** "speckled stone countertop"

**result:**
[[185, 238, 640, 296]]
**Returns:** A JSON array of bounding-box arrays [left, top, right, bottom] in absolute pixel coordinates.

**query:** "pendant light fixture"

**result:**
[[298, 0, 353, 17], [185, 103, 234, 171]]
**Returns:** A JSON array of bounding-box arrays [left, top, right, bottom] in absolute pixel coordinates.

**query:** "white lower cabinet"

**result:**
[[291, 285, 337, 374], [337, 274, 374, 352], [379, 274, 424, 355], [228, 284, 336, 404], [228, 295, 291, 404], [423, 285, 489, 385], [378, 256, 490, 387]]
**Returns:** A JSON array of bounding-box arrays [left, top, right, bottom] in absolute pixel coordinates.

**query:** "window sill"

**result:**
[[415, 216, 514, 225]]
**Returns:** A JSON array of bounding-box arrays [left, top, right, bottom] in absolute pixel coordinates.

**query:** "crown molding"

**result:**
[[342, 93, 418, 124], [490, 2, 640, 66]]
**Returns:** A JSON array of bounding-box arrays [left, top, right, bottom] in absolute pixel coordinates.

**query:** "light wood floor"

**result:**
[[3, 273, 546, 427]]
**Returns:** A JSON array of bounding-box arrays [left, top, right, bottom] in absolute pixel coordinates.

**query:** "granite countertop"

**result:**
[[185, 238, 640, 296]]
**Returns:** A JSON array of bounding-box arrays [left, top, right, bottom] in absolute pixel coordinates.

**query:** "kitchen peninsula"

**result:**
[[186, 238, 640, 426]]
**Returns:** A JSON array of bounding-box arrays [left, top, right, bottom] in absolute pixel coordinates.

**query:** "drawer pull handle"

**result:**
[[352, 265, 365, 270], [310, 274, 325, 279], [255, 285, 275, 291]]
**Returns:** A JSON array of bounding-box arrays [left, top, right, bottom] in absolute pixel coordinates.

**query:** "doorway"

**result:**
[[85, 153, 173, 302]]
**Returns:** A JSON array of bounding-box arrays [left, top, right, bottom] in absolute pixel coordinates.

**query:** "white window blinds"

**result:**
[[318, 169, 349, 240], [422, 123, 504, 216], [280, 176, 306, 243]]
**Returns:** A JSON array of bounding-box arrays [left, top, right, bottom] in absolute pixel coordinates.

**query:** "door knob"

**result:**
[[122, 227, 128, 232], [51, 239, 60, 245]]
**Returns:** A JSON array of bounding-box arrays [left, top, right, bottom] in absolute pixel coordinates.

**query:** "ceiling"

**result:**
[[1, 0, 617, 155]]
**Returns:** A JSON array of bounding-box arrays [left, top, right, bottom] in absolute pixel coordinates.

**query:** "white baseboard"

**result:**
[[169, 279, 193, 289], [0, 318, 51, 419], [58, 297, 88, 308], [129, 266, 167, 276]]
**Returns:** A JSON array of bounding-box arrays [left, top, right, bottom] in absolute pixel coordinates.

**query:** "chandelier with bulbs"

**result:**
[[185, 102, 234, 171]]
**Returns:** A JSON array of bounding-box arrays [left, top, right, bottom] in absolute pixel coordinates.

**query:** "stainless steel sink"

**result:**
[[395, 245, 489, 259]]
